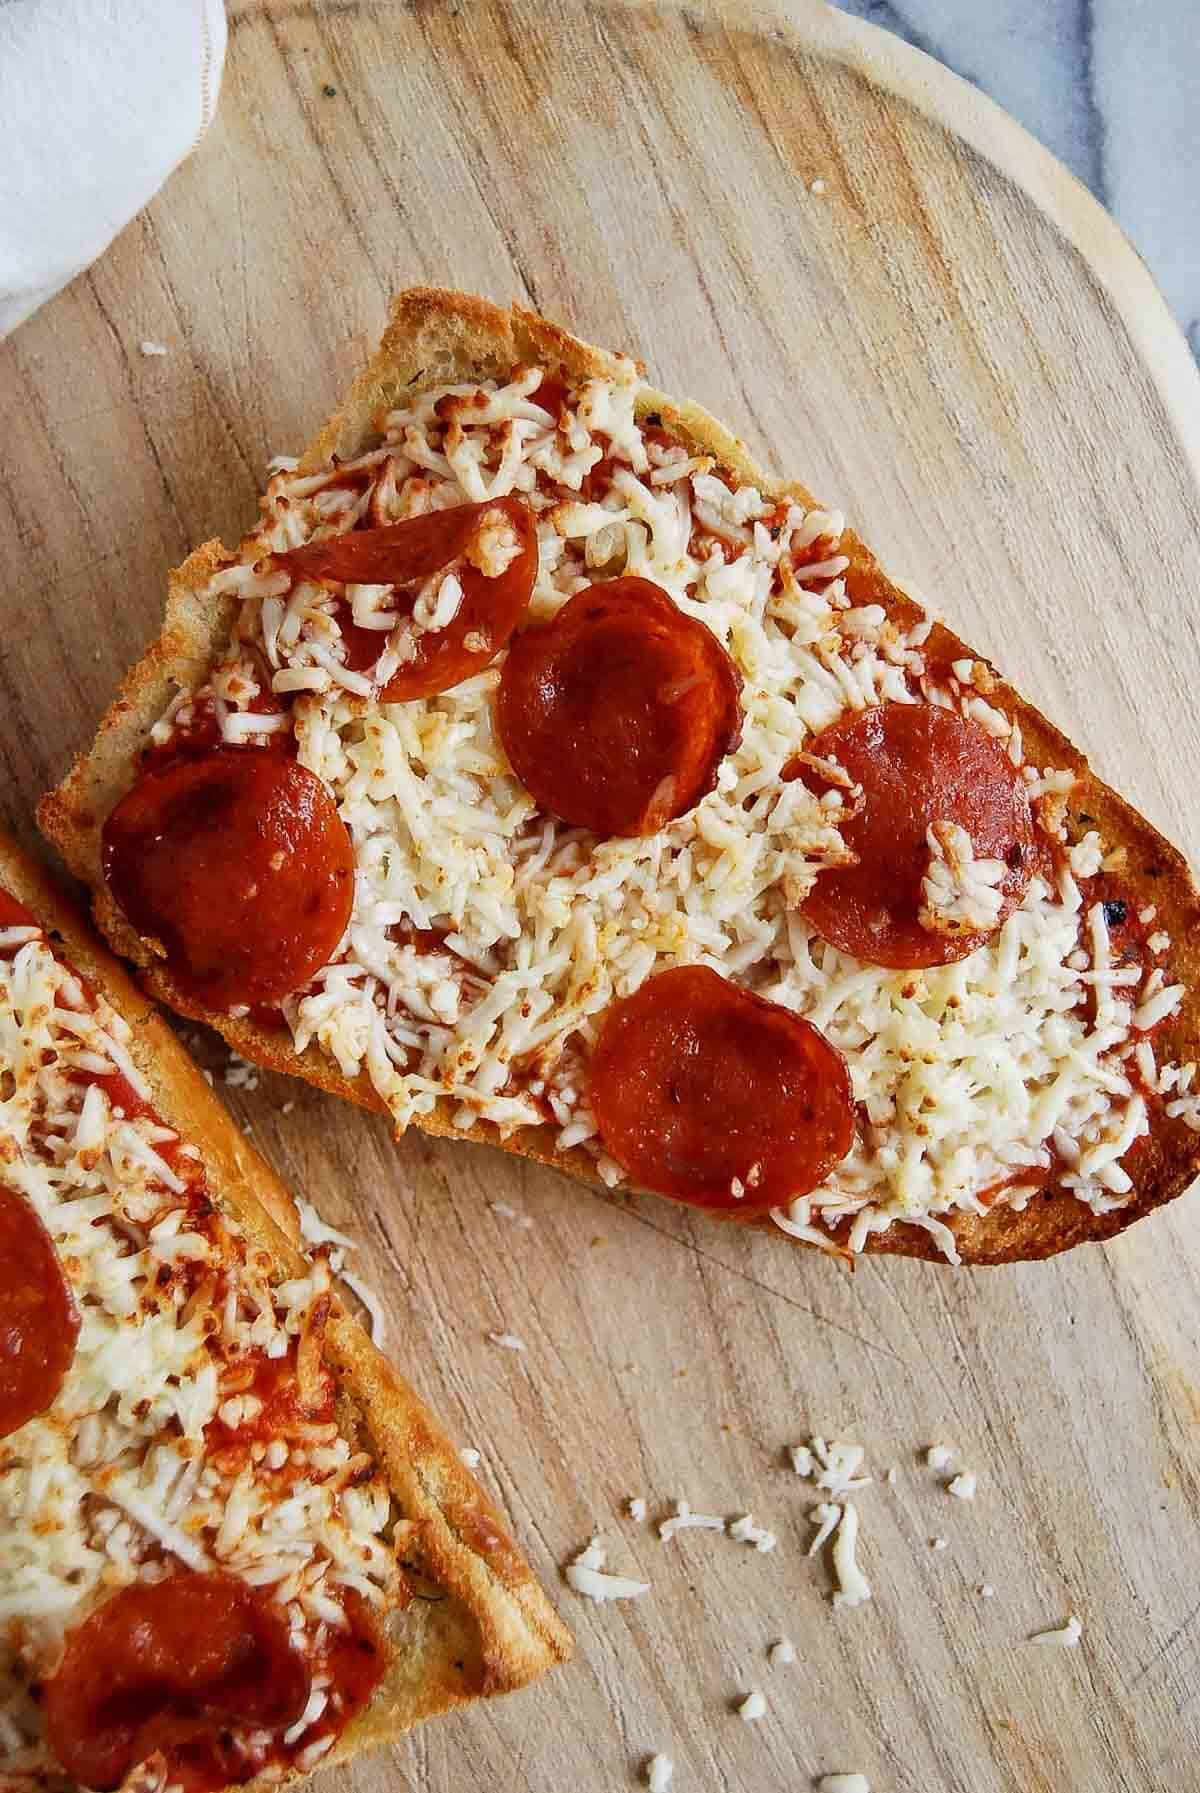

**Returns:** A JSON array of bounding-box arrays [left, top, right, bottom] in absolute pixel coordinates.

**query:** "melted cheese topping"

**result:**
[[0, 931, 399, 1781], [170, 360, 1178, 1258]]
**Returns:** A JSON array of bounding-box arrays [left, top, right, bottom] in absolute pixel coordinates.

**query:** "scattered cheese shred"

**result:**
[[947, 1471, 977, 1501], [829, 1502, 872, 1609], [627, 1496, 647, 1522], [1030, 1615, 1083, 1648], [339, 1268, 387, 1345], [727, 1513, 777, 1553], [489, 1199, 534, 1230], [487, 1330, 527, 1353], [808, 1503, 842, 1558], [768, 1637, 796, 1667], [644, 1755, 674, 1792], [563, 1538, 651, 1604], [793, 1437, 871, 1495], [223, 1052, 261, 1090], [658, 1501, 725, 1542], [737, 1691, 767, 1723], [817, 1776, 871, 1793], [926, 1444, 954, 1470]]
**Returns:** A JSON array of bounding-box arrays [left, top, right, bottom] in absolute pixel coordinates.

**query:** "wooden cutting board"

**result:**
[[4, 2, 1200, 1787]]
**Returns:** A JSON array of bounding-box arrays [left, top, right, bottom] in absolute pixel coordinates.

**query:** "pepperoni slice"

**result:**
[[275, 497, 537, 701], [44, 1571, 308, 1792], [0, 1186, 78, 1439], [496, 578, 742, 837], [102, 749, 354, 1007], [795, 702, 1035, 969], [0, 889, 36, 930], [589, 965, 854, 1211]]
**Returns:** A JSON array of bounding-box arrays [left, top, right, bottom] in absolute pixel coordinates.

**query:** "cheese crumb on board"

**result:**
[[727, 1513, 777, 1553], [808, 1503, 871, 1607], [737, 1691, 767, 1722], [979, 1583, 996, 1599], [658, 1501, 725, 1542], [808, 1503, 842, 1557], [947, 1471, 977, 1501], [563, 1538, 651, 1603], [487, 1330, 527, 1352], [768, 1637, 796, 1667], [644, 1755, 674, 1792], [223, 1052, 261, 1090], [627, 1496, 647, 1522], [829, 1502, 871, 1608], [885, 1466, 898, 1486], [817, 1776, 871, 1793], [792, 1437, 871, 1494], [139, 339, 169, 356], [930, 1537, 948, 1552], [489, 1199, 534, 1229], [1030, 1615, 1083, 1648], [925, 1444, 954, 1470], [460, 1447, 482, 1469]]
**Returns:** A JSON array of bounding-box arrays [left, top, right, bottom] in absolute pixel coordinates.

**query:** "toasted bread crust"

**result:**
[[0, 831, 570, 1785], [40, 288, 1200, 1265]]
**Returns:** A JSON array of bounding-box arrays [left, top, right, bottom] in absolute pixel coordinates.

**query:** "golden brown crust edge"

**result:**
[[39, 286, 1200, 1266], [0, 833, 570, 1779]]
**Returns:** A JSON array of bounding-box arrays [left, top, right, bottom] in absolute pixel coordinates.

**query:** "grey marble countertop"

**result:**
[[832, 0, 1200, 360]]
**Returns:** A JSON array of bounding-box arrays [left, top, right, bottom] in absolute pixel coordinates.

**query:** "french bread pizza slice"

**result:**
[[0, 836, 569, 1791], [41, 289, 1200, 1265]]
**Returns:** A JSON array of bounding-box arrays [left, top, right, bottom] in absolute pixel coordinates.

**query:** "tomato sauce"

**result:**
[[0, 888, 37, 933], [207, 1341, 336, 1453]]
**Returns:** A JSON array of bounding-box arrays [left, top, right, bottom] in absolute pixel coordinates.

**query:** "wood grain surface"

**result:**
[[4, 2, 1200, 1788]]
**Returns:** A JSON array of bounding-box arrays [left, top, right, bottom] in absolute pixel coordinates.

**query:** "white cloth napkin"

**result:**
[[0, 0, 227, 337]]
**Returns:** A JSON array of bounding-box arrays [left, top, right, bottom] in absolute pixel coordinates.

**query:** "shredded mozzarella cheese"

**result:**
[[563, 1538, 651, 1603], [168, 359, 1173, 1258], [0, 933, 399, 1775]]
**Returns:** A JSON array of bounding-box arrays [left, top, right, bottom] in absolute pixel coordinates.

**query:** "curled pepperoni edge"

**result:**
[[496, 576, 743, 839], [793, 701, 1037, 971], [273, 497, 538, 702], [589, 964, 855, 1212]]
